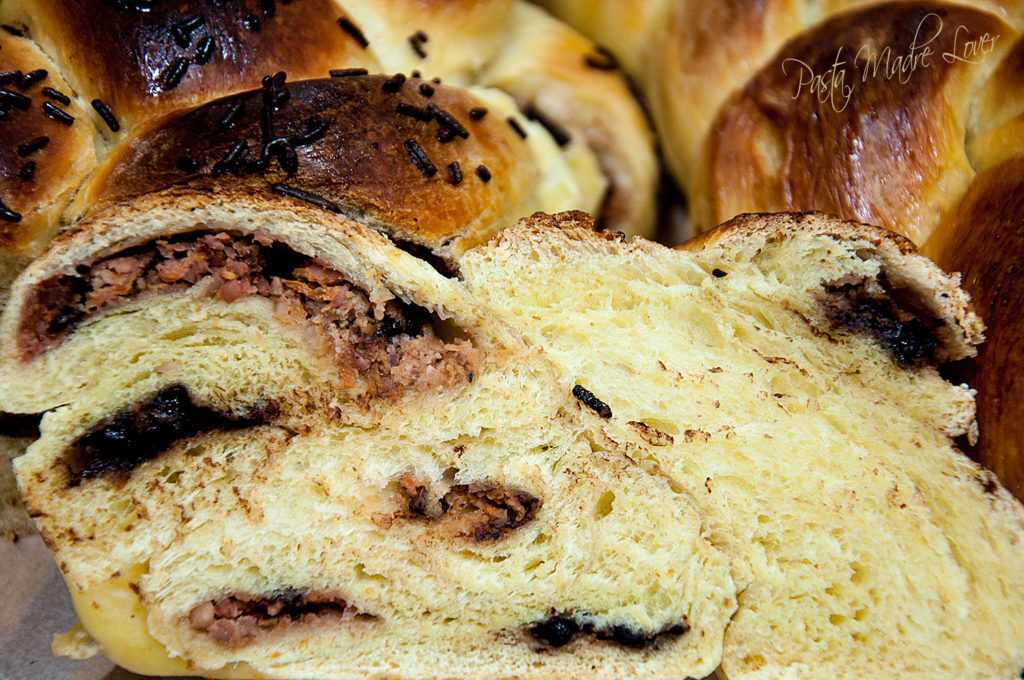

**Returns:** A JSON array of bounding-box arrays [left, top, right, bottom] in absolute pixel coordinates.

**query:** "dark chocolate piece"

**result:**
[[67, 385, 277, 484], [572, 385, 612, 419]]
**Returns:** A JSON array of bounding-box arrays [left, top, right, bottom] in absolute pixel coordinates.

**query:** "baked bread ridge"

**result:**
[[458, 211, 1024, 680], [0, 185, 505, 415], [5, 205, 737, 678], [0, 0, 656, 277], [0, 31, 100, 257], [67, 75, 607, 266]]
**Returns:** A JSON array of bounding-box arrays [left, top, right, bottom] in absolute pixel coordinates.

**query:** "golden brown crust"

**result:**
[[968, 33, 1024, 171], [339, 0, 515, 78], [0, 34, 98, 256], [0, 0, 377, 133], [478, 3, 657, 236], [73, 76, 540, 262], [695, 3, 1011, 244], [924, 154, 1024, 500]]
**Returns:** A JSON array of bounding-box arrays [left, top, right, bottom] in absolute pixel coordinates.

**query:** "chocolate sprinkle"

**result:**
[[260, 0, 276, 16], [408, 30, 428, 59], [418, 83, 435, 97], [217, 100, 245, 131], [1, 25, 24, 37], [0, 71, 22, 86], [476, 164, 491, 182], [396, 102, 433, 122], [0, 198, 21, 222], [160, 57, 190, 90], [330, 68, 368, 78], [0, 89, 30, 110], [468, 107, 488, 120], [337, 17, 369, 48], [195, 36, 215, 64], [212, 141, 249, 176], [91, 99, 120, 132], [447, 161, 462, 186], [262, 137, 298, 174], [290, 117, 328, 146], [243, 14, 261, 31], [506, 116, 527, 139], [404, 138, 437, 177], [584, 46, 620, 71], [525, 106, 571, 147], [41, 87, 70, 105], [428, 103, 469, 139], [41, 101, 74, 125], [18, 161, 35, 180], [169, 17, 203, 48], [18, 69, 47, 90], [381, 73, 406, 93], [17, 136, 49, 156], [572, 385, 612, 419], [271, 183, 342, 213]]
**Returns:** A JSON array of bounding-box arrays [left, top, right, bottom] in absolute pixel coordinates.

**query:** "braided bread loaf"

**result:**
[[0, 0, 657, 542], [0, 0, 656, 281], [536, 0, 1024, 498], [2, 203, 1022, 678]]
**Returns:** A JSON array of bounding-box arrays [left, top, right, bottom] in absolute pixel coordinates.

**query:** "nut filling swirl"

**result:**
[[18, 230, 479, 398], [189, 591, 377, 648]]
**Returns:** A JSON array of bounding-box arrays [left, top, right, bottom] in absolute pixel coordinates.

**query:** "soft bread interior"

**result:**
[[458, 212, 1024, 680], [6, 210, 1024, 680]]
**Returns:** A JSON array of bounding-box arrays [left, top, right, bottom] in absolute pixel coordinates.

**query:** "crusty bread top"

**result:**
[[0, 0, 376, 134], [70, 76, 562, 264], [0, 33, 99, 256]]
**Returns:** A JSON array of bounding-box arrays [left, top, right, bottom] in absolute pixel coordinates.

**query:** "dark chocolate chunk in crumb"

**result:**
[[67, 384, 277, 484], [529, 616, 580, 648], [712, 268, 727, 278], [528, 613, 688, 651], [572, 385, 612, 419]]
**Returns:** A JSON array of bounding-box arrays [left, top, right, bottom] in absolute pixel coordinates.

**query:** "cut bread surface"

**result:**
[[3, 209, 1022, 679]]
